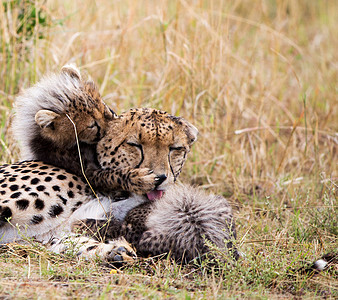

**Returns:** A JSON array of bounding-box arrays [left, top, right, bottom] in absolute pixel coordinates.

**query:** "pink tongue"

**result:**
[[146, 190, 164, 201]]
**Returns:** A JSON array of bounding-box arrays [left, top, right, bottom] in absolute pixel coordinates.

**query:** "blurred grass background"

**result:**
[[0, 0, 337, 298]]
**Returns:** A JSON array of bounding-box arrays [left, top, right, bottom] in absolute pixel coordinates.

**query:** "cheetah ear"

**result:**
[[61, 64, 81, 80], [174, 117, 198, 145], [104, 104, 117, 120], [35, 110, 60, 129], [184, 121, 199, 145]]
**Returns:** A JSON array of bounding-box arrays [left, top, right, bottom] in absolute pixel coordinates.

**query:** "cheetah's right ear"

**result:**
[[61, 64, 81, 80], [35, 110, 60, 130]]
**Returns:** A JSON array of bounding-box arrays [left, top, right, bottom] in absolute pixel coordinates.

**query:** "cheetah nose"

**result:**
[[155, 174, 167, 187]]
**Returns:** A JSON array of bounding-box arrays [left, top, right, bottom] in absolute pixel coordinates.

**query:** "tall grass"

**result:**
[[0, 0, 337, 298]]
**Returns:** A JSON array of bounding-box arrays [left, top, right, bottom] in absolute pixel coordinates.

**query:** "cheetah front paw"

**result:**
[[78, 236, 137, 264], [126, 168, 160, 194]]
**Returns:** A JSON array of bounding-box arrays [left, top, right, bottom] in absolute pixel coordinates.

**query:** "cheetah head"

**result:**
[[33, 65, 115, 148], [97, 108, 198, 198]]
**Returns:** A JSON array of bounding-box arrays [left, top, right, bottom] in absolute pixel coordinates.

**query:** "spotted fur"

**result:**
[[86, 108, 198, 194], [7, 68, 238, 264], [1, 106, 201, 263], [0, 161, 147, 261]]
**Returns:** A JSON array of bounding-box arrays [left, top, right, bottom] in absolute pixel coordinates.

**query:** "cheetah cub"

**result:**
[[13, 65, 114, 176], [74, 184, 239, 263]]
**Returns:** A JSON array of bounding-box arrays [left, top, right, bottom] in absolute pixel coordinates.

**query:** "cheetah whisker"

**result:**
[[66, 114, 109, 222]]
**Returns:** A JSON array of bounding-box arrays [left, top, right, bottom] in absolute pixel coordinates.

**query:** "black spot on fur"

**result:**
[[44, 176, 52, 182], [52, 186, 60, 192], [67, 191, 74, 198], [29, 192, 38, 198], [57, 175, 67, 180], [9, 185, 19, 191], [21, 176, 30, 180], [8, 177, 16, 182], [10, 192, 21, 199], [31, 215, 44, 224], [31, 178, 40, 185], [16, 199, 29, 210], [48, 204, 64, 218], [86, 245, 98, 251], [34, 199, 45, 210], [36, 185, 46, 191], [57, 195, 68, 205], [0, 206, 12, 222]]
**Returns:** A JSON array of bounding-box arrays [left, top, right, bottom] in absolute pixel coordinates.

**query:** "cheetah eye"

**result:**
[[127, 142, 142, 149], [87, 121, 98, 129], [169, 146, 185, 152]]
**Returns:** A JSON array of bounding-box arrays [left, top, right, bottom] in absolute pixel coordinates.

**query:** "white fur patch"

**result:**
[[313, 259, 328, 271]]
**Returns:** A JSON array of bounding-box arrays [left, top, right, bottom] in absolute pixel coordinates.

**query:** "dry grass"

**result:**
[[0, 0, 337, 298]]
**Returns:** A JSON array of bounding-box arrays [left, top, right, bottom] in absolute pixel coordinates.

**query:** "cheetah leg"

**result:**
[[71, 217, 123, 242], [47, 234, 136, 263], [85, 166, 160, 194]]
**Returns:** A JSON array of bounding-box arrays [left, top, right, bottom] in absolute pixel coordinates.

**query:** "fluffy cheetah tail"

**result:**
[[12, 65, 84, 160], [139, 184, 239, 263]]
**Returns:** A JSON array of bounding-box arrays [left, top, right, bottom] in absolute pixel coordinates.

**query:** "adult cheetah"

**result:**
[[1, 106, 206, 262]]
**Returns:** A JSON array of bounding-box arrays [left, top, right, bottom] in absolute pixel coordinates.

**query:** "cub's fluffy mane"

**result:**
[[13, 66, 87, 160]]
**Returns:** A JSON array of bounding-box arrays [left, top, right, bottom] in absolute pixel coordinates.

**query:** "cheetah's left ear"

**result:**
[[61, 64, 81, 80], [182, 119, 199, 145], [35, 110, 60, 129]]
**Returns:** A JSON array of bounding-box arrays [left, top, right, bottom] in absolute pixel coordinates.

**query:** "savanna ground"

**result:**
[[0, 0, 337, 298]]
